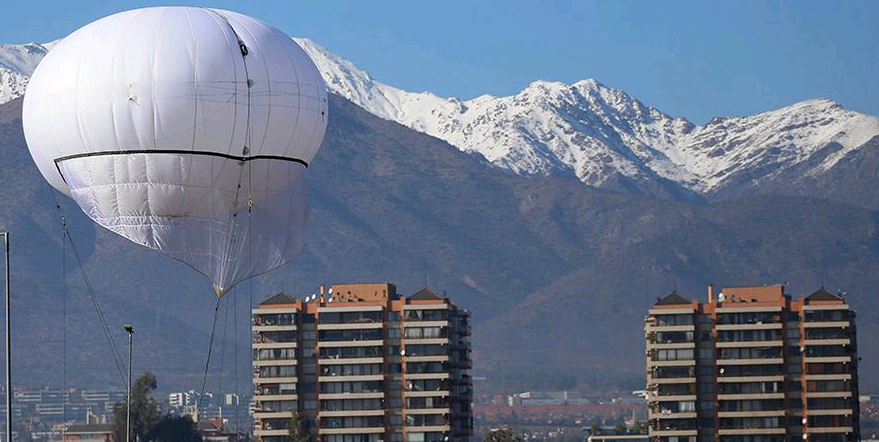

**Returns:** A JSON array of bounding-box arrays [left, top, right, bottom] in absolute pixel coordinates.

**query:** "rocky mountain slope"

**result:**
[[5, 39, 879, 203], [4, 38, 879, 392], [0, 42, 49, 105], [296, 39, 879, 200], [4, 95, 879, 392]]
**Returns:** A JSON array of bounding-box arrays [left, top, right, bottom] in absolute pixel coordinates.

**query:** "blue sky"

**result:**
[[3, 0, 877, 124]]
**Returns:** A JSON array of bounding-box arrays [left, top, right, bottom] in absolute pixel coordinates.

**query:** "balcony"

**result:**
[[253, 341, 298, 350], [645, 324, 695, 333], [649, 429, 697, 437], [253, 394, 297, 402], [716, 323, 782, 331], [804, 391, 852, 398], [716, 393, 785, 400], [253, 429, 290, 437], [411, 318, 450, 326], [318, 357, 383, 365], [803, 356, 851, 364], [406, 372, 450, 380], [319, 374, 385, 382], [319, 427, 385, 435], [717, 428, 785, 436], [647, 394, 696, 402], [647, 341, 695, 350], [803, 321, 849, 328], [717, 357, 784, 366], [320, 409, 384, 417], [716, 340, 783, 348], [804, 338, 850, 346], [403, 425, 451, 433], [807, 426, 854, 434], [803, 373, 852, 381], [717, 375, 784, 383], [317, 322, 383, 331], [253, 325, 297, 334], [806, 409, 855, 416], [647, 376, 696, 385], [406, 390, 450, 398], [648, 411, 696, 419], [319, 392, 384, 400], [319, 339, 384, 348], [252, 411, 295, 419], [253, 359, 297, 367], [717, 410, 785, 418], [254, 375, 297, 385], [406, 407, 451, 415]]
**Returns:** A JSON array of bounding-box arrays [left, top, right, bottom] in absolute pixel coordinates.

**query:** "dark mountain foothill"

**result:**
[[2, 94, 879, 393]]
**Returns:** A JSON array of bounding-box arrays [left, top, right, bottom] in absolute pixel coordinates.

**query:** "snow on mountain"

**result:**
[[295, 38, 879, 194], [673, 99, 879, 192], [4, 37, 879, 195], [0, 42, 51, 105], [297, 38, 697, 188]]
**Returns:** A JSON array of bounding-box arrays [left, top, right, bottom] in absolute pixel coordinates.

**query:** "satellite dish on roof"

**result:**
[[717, 292, 726, 302]]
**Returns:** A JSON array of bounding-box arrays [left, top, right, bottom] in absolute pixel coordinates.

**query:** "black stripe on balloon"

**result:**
[[53, 150, 308, 184], [54, 150, 309, 167]]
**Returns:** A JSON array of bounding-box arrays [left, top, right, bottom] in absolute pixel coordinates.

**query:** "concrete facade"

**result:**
[[645, 285, 859, 442], [252, 283, 473, 442]]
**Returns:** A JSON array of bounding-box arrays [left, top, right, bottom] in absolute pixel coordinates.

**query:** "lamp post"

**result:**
[[124, 324, 133, 442], [2, 232, 9, 442]]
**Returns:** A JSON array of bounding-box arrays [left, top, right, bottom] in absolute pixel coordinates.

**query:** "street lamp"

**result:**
[[2, 232, 10, 442], [124, 324, 133, 442]]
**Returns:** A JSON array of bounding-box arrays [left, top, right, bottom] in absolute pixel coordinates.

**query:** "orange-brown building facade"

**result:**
[[252, 283, 472, 442], [645, 285, 859, 442]]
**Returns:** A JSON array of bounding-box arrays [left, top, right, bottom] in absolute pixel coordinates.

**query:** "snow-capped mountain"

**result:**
[[4, 38, 879, 197], [0, 42, 51, 105], [296, 38, 879, 195]]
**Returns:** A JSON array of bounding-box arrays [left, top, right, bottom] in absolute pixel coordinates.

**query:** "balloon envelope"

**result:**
[[22, 7, 328, 296]]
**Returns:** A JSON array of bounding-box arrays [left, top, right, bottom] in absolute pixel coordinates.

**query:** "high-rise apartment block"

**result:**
[[645, 285, 859, 442], [252, 283, 473, 442]]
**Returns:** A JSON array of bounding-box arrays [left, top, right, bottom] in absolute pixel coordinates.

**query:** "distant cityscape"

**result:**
[[0, 282, 876, 442]]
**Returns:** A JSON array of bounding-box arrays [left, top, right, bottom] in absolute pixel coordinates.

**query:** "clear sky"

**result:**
[[2, 0, 877, 124]]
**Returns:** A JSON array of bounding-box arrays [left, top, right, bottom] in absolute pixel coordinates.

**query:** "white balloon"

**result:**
[[22, 7, 328, 297]]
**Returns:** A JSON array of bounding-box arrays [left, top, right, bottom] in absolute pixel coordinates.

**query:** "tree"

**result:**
[[286, 412, 314, 442], [484, 428, 523, 442], [112, 372, 163, 442], [632, 419, 648, 434], [148, 415, 203, 442]]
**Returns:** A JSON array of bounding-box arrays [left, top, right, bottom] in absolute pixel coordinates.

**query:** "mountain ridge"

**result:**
[[4, 91, 879, 392], [5, 39, 879, 202], [293, 38, 879, 199]]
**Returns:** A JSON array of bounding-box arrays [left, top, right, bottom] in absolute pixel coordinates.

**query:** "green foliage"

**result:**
[[112, 372, 163, 442], [286, 412, 314, 442], [148, 415, 203, 442], [632, 420, 648, 433], [484, 428, 523, 442]]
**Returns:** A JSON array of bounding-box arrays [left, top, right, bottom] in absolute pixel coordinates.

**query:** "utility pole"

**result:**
[[2, 232, 10, 442], [124, 324, 133, 442]]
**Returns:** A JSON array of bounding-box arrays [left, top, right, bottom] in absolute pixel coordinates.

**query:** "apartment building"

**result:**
[[645, 285, 858, 442], [252, 283, 473, 442]]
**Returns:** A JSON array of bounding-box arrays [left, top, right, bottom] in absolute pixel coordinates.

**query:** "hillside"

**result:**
[[4, 94, 879, 393], [6, 40, 879, 206]]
